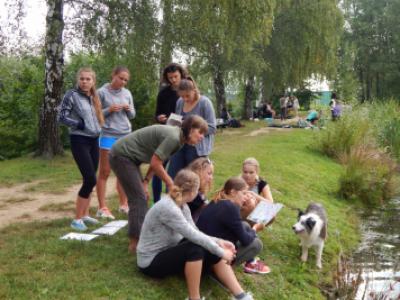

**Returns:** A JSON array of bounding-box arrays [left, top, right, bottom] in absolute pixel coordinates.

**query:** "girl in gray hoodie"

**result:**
[[96, 66, 135, 219]]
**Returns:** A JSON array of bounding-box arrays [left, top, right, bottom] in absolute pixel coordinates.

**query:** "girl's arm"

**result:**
[[201, 97, 217, 135], [260, 184, 274, 202], [58, 91, 83, 129], [125, 91, 136, 120]]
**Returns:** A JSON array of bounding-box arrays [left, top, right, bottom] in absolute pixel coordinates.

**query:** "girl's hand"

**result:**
[[217, 239, 236, 253], [109, 104, 122, 112], [123, 104, 131, 111], [222, 249, 235, 264], [157, 114, 167, 123]]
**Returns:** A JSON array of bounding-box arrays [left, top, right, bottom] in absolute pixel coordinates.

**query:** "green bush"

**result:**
[[0, 55, 44, 159], [338, 146, 397, 204]]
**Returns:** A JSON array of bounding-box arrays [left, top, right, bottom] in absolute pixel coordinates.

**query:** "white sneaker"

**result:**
[[82, 215, 100, 225], [118, 206, 129, 214], [232, 292, 254, 300], [96, 207, 115, 220]]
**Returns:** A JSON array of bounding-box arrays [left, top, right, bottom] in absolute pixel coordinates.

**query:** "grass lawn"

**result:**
[[0, 122, 360, 299]]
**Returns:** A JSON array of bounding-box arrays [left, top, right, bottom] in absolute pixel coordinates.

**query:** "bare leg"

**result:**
[[96, 149, 111, 209], [185, 260, 203, 300], [212, 260, 243, 296], [75, 195, 89, 219], [301, 245, 308, 262]]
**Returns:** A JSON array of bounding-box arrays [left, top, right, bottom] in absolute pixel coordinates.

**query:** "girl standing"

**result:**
[[58, 67, 103, 231], [137, 170, 254, 300], [96, 66, 135, 219], [168, 78, 216, 179], [152, 63, 188, 202]]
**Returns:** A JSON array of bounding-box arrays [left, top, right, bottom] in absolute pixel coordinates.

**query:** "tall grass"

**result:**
[[315, 101, 400, 204]]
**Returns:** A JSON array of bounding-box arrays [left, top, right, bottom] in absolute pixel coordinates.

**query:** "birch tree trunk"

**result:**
[[37, 0, 64, 158]]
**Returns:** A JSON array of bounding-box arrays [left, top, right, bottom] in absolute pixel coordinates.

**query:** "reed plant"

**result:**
[[315, 101, 399, 204]]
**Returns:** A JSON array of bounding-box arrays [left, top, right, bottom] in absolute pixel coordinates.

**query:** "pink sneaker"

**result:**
[[244, 259, 271, 274]]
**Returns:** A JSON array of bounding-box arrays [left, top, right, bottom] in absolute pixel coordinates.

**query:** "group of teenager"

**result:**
[[58, 63, 276, 300]]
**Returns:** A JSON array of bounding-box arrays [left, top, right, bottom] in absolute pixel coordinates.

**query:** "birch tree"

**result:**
[[37, 0, 64, 158]]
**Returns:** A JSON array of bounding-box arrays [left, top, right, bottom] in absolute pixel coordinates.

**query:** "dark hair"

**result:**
[[111, 66, 130, 78], [161, 63, 188, 85], [181, 115, 208, 141], [331, 92, 337, 99]]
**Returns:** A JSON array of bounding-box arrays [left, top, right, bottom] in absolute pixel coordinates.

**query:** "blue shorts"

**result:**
[[99, 136, 119, 150]]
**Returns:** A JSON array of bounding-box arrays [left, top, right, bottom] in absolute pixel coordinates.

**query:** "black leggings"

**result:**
[[139, 240, 221, 278], [70, 135, 99, 198]]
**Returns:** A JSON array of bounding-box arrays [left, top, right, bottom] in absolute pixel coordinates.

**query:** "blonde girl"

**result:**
[[137, 170, 254, 300], [58, 67, 103, 231], [186, 157, 214, 221]]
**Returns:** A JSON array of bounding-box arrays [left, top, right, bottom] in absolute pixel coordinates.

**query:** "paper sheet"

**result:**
[[91, 220, 128, 235], [247, 202, 283, 224], [60, 232, 99, 241]]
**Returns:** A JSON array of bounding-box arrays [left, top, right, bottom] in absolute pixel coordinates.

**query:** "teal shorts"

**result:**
[[99, 136, 118, 150]]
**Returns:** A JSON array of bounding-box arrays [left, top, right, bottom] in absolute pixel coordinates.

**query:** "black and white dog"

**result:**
[[292, 203, 327, 268]]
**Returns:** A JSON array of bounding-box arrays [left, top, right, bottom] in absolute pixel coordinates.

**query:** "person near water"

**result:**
[[137, 169, 255, 300]]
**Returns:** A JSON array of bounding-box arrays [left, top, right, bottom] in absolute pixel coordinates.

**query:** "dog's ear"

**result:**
[[297, 209, 304, 219], [305, 217, 316, 231]]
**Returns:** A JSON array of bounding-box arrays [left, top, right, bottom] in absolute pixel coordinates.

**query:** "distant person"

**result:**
[[109, 115, 208, 253], [152, 63, 188, 203], [58, 67, 103, 231], [168, 77, 216, 180], [137, 169, 254, 300], [291, 96, 300, 118], [306, 109, 321, 127], [197, 177, 270, 275], [261, 101, 275, 119], [279, 95, 288, 121], [186, 157, 214, 222], [332, 100, 342, 121], [96, 66, 135, 219], [220, 106, 231, 122], [329, 92, 337, 120]]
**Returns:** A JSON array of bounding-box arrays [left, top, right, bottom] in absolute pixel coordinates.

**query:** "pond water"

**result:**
[[351, 198, 400, 299]]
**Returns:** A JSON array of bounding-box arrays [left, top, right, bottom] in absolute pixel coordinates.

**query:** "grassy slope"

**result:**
[[0, 122, 359, 300]]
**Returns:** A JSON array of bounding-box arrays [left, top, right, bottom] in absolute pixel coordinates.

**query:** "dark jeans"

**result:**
[[233, 222, 263, 265], [139, 239, 221, 278], [167, 144, 200, 180], [70, 135, 99, 198], [151, 160, 168, 203], [109, 153, 148, 239]]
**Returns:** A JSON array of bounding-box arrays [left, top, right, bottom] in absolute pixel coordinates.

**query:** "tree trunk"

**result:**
[[212, 66, 226, 117], [37, 0, 64, 158], [159, 0, 173, 74], [243, 75, 255, 119]]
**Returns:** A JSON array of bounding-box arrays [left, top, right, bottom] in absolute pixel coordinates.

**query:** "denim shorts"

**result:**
[[99, 136, 118, 150]]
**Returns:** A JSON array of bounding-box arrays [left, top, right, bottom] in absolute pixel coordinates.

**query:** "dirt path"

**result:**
[[0, 177, 118, 229]]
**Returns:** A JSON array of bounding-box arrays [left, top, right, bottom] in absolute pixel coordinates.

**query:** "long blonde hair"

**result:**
[[169, 169, 200, 206], [76, 67, 104, 126], [187, 157, 213, 194], [178, 77, 200, 102], [242, 157, 261, 181], [213, 176, 247, 202]]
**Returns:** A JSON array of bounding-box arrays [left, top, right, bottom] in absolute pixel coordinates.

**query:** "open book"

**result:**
[[247, 201, 283, 225], [166, 113, 183, 127]]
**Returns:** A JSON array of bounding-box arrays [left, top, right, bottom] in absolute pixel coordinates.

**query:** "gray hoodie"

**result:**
[[98, 83, 135, 138], [58, 88, 101, 137]]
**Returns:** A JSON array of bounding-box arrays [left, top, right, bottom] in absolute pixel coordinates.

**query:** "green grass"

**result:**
[[0, 152, 81, 193], [0, 122, 360, 299]]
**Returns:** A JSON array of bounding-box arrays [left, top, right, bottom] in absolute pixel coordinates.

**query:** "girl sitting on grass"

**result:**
[[137, 170, 254, 300], [240, 157, 274, 232], [186, 157, 214, 222], [197, 177, 270, 275]]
